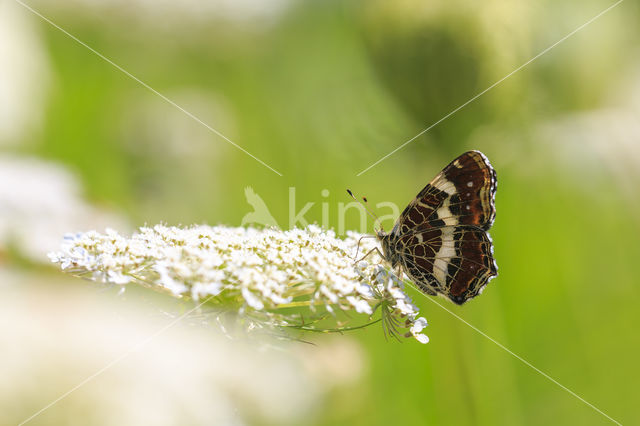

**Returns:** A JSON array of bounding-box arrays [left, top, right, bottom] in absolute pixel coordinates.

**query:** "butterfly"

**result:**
[[377, 150, 498, 305]]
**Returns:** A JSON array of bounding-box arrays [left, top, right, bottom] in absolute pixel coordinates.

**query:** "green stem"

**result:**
[[285, 318, 382, 333], [275, 300, 314, 308]]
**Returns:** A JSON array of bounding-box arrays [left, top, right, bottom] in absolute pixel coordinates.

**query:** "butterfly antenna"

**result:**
[[346, 189, 384, 233]]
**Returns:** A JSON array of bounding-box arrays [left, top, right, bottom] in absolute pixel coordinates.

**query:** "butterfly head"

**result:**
[[377, 230, 400, 268]]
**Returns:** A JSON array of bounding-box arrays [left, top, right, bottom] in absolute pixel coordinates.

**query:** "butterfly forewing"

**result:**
[[380, 150, 498, 305], [394, 151, 496, 233]]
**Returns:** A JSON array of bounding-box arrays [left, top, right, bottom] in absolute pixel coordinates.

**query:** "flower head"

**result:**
[[49, 224, 428, 343]]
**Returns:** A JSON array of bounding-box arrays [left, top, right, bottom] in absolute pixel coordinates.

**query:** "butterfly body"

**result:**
[[377, 151, 498, 305], [377, 230, 400, 268]]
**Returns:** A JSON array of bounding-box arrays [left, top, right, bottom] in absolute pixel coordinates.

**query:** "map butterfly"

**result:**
[[377, 150, 498, 304]]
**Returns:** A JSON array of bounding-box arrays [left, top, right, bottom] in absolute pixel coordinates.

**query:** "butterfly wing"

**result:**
[[397, 225, 497, 304], [391, 151, 498, 304], [392, 150, 496, 234]]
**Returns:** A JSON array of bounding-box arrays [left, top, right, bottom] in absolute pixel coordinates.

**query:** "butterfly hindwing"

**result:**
[[397, 225, 497, 304]]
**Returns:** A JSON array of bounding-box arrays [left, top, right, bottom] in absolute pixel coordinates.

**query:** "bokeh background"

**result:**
[[1, 0, 639, 425]]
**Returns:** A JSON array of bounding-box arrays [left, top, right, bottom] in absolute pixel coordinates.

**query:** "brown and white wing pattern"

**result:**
[[393, 150, 496, 234], [397, 225, 497, 304], [380, 151, 498, 305]]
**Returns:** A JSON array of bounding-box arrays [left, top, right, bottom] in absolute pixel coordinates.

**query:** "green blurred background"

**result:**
[[2, 0, 639, 425]]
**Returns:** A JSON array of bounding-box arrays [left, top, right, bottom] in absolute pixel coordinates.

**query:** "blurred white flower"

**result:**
[[49, 224, 429, 343], [532, 64, 640, 204], [0, 268, 345, 426], [468, 63, 640, 209], [0, 1, 51, 145], [0, 156, 128, 263]]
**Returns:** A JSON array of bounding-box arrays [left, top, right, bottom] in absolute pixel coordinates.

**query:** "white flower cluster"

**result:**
[[0, 156, 128, 264], [49, 224, 428, 343]]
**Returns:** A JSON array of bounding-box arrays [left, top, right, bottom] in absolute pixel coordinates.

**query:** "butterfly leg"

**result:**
[[395, 266, 404, 281], [351, 235, 378, 261], [355, 247, 384, 264]]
